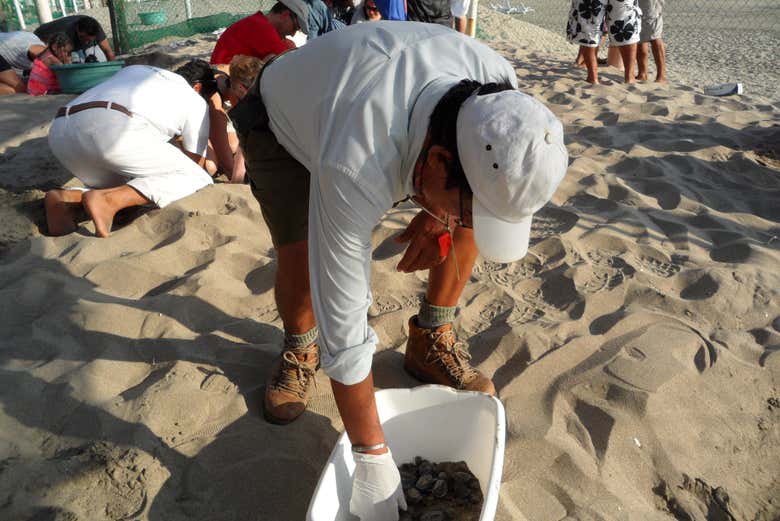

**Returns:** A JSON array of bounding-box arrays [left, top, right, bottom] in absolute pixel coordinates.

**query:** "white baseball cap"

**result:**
[[279, 0, 310, 35], [457, 90, 568, 263]]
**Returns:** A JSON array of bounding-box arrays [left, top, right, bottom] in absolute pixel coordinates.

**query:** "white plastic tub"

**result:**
[[306, 385, 506, 521]]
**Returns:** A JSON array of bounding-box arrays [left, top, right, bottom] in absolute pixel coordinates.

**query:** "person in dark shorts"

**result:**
[[406, 0, 451, 26], [34, 15, 116, 62], [230, 22, 567, 520]]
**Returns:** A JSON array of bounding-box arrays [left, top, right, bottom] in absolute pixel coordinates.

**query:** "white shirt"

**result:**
[[67, 65, 210, 156], [0, 31, 43, 72], [261, 22, 517, 385]]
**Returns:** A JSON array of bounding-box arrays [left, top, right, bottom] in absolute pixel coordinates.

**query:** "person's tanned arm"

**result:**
[[98, 38, 116, 61]]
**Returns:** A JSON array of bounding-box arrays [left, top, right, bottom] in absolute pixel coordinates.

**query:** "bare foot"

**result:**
[[82, 190, 116, 238], [44, 189, 84, 236], [655, 76, 667, 84], [586, 77, 600, 85], [637, 73, 649, 81]]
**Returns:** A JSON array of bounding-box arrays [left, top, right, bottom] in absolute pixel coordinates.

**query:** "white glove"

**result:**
[[349, 448, 408, 521]]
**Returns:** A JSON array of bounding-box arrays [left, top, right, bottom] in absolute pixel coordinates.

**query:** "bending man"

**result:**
[[231, 22, 567, 520], [35, 15, 116, 62], [45, 61, 217, 237]]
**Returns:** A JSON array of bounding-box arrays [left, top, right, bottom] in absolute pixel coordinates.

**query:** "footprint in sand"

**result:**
[[530, 207, 580, 241], [680, 272, 719, 300], [629, 249, 683, 278], [367, 295, 404, 318], [603, 321, 715, 393], [649, 214, 690, 251], [477, 256, 542, 288]]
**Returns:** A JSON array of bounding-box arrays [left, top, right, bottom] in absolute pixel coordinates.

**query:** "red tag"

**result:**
[[438, 232, 452, 258]]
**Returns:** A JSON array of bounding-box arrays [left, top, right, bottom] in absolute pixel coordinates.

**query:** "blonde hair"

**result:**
[[229, 55, 263, 89]]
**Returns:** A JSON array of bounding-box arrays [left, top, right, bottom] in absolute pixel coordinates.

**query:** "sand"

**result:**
[[1, 13, 780, 521]]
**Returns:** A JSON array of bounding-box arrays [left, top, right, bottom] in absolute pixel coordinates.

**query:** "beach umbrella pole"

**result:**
[[466, 0, 479, 37]]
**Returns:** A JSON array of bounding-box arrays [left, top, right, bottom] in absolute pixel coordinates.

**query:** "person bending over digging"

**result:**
[[45, 60, 219, 237], [0, 31, 47, 95], [230, 22, 568, 520], [35, 15, 116, 62]]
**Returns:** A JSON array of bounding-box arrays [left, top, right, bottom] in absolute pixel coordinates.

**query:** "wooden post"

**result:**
[[466, 0, 479, 37], [34, 0, 53, 23], [12, 0, 27, 29]]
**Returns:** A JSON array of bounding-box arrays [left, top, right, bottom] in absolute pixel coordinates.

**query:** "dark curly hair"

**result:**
[[46, 32, 72, 62], [428, 79, 515, 193], [76, 16, 101, 37], [174, 59, 218, 99]]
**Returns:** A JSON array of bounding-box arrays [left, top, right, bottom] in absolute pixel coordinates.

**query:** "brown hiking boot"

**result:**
[[263, 343, 319, 425], [404, 317, 496, 396]]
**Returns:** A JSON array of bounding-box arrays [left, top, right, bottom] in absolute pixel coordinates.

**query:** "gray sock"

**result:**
[[285, 326, 319, 349], [417, 299, 457, 329]]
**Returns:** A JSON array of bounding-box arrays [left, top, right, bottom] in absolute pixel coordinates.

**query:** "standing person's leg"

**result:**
[[606, 0, 641, 83], [651, 38, 666, 82], [637, 0, 652, 80], [618, 44, 637, 84], [404, 225, 496, 395], [643, 0, 666, 82], [582, 46, 600, 84], [637, 41, 650, 80], [566, 0, 606, 84], [607, 45, 624, 69], [243, 125, 319, 424]]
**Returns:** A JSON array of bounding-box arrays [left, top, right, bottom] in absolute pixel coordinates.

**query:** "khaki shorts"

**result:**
[[243, 125, 310, 248], [230, 52, 309, 249], [639, 0, 664, 41]]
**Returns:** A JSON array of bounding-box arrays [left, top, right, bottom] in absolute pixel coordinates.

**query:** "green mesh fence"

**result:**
[[110, 0, 277, 52]]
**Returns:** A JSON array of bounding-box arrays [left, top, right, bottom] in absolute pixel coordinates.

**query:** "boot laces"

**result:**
[[271, 350, 316, 398], [425, 329, 479, 385]]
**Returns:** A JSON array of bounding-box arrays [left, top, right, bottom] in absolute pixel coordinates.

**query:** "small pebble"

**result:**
[[432, 479, 448, 498], [453, 471, 472, 484], [453, 481, 470, 499], [400, 463, 417, 476], [419, 460, 434, 476], [407, 488, 423, 504], [420, 509, 446, 521], [401, 470, 417, 490], [415, 474, 435, 491]]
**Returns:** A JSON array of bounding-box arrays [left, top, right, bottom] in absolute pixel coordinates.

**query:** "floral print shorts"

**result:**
[[566, 0, 642, 47]]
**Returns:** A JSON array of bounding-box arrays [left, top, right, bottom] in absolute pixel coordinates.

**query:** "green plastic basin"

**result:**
[[138, 10, 167, 25], [50, 61, 125, 94]]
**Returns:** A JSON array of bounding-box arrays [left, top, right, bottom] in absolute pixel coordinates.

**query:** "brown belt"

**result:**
[[55, 101, 133, 118]]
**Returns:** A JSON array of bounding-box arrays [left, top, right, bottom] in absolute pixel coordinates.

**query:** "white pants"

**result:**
[[451, 0, 470, 18], [48, 108, 213, 208]]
